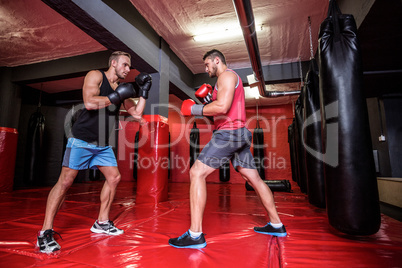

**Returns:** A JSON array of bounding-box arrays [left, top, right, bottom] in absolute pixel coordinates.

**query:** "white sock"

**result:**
[[270, 222, 283, 228], [98, 220, 109, 224], [39, 229, 52, 236], [189, 229, 202, 239]]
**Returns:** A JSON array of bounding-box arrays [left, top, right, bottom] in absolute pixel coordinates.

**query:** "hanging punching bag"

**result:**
[[318, 0, 380, 235], [303, 59, 326, 208], [211, 128, 230, 182], [245, 120, 265, 189], [189, 122, 200, 168], [253, 120, 266, 180], [24, 107, 45, 186], [219, 161, 230, 182], [133, 131, 139, 180], [290, 119, 299, 184], [288, 122, 297, 182], [168, 132, 171, 180], [0, 128, 18, 192], [294, 93, 308, 193]]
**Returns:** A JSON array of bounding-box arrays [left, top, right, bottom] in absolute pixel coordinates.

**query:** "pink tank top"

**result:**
[[212, 69, 246, 130]]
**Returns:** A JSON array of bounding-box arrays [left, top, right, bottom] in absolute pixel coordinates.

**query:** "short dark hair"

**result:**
[[203, 49, 226, 65], [109, 51, 131, 67]]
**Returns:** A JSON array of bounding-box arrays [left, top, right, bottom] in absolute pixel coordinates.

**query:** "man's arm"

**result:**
[[123, 97, 146, 122], [82, 70, 112, 110], [202, 71, 236, 116], [122, 73, 152, 122]]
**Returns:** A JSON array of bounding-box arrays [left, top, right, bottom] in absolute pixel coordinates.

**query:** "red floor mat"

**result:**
[[0, 181, 401, 267]]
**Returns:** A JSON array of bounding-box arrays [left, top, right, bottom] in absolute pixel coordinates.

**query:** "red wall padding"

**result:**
[[167, 104, 294, 184], [117, 104, 294, 185], [0, 127, 18, 192]]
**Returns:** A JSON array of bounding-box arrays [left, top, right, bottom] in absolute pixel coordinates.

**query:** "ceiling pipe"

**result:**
[[233, 0, 300, 98]]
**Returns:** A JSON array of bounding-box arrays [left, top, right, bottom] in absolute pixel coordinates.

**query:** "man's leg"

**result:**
[[238, 167, 286, 236], [42, 167, 79, 231], [168, 159, 215, 248], [38, 167, 78, 253], [189, 160, 216, 233], [89, 166, 123, 235], [97, 166, 121, 222]]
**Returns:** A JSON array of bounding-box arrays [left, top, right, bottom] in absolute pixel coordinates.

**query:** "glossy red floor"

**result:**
[[0, 181, 401, 267]]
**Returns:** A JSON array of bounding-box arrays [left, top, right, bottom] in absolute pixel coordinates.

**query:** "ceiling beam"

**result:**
[[337, 0, 375, 28], [101, 0, 195, 99], [194, 61, 309, 87], [42, 0, 156, 74], [11, 51, 110, 84], [40, 0, 195, 100]]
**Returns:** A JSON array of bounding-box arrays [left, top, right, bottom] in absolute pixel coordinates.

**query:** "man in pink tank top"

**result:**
[[170, 49, 286, 249]]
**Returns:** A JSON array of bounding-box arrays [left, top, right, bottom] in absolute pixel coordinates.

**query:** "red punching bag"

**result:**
[[0, 127, 18, 192], [136, 115, 169, 204]]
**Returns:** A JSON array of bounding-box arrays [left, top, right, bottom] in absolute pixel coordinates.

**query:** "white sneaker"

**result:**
[[37, 229, 61, 253], [90, 220, 124, 235]]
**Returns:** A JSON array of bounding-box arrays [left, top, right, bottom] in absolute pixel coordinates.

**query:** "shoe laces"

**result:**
[[43, 230, 63, 242], [107, 221, 117, 229], [177, 231, 190, 240]]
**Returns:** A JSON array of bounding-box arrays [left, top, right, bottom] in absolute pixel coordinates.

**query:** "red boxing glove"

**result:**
[[195, 84, 213, 104], [181, 99, 204, 116], [181, 99, 196, 116]]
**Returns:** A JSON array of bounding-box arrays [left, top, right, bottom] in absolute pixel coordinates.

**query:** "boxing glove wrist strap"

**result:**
[[191, 104, 204, 116]]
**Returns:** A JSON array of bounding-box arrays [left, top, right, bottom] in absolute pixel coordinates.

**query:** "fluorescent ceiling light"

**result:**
[[193, 25, 263, 42]]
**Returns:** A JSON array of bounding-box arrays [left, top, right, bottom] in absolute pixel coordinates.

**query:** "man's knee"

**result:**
[[239, 167, 260, 183], [58, 170, 76, 190], [190, 161, 212, 180], [189, 164, 200, 180], [107, 172, 121, 185]]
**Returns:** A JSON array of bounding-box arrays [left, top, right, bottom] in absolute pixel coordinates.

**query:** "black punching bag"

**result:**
[[303, 59, 326, 208], [318, 0, 380, 235], [246, 180, 291, 193], [219, 160, 230, 182], [24, 107, 45, 186], [133, 131, 139, 180], [189, 122, 200, 168], [245, 120, 265, 189], [288, 122, 297, 182], [290, 119, 299, 184], [253, 120, 265, 180], [218, 129, 230, 182], [168, 132, 171, 180], [294, 94, 308, 193]]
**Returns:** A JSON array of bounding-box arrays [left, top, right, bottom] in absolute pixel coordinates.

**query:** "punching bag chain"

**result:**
[[298, 56, 303, 88], [308, 16, 314, 59]]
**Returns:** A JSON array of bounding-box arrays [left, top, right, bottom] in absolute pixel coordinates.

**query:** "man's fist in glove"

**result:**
[[135, 73, 152, 99], [181, 99, 204, 116], [107, 82, 136, 105], [195, 84, 213, 104]]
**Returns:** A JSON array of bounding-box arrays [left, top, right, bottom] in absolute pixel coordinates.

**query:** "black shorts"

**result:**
[[197, 127, 257, 171]]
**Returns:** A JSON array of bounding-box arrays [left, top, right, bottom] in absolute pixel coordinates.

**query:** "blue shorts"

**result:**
[[62, 138, 117, 170], [197, 127, 257, 171]]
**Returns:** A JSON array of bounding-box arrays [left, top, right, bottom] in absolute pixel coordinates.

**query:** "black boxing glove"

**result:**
[[135, 73, 152, 99], [107, 82, 136, 105]]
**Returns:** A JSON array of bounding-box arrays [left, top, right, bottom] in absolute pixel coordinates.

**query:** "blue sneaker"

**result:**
[[169, 230, 207, 249], [254, 223, 287, 237]]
